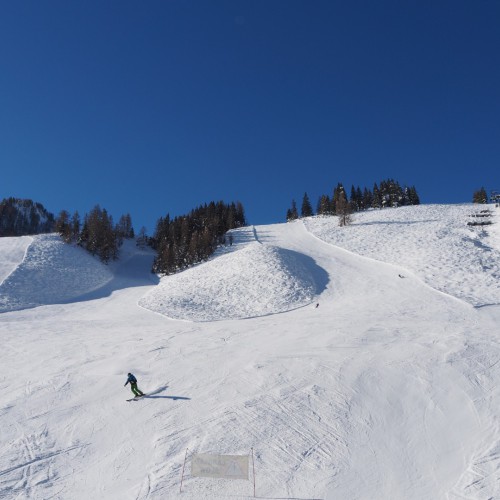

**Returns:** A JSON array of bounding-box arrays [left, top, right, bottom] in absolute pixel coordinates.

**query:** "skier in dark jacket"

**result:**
[[124, 372, 145, 397]]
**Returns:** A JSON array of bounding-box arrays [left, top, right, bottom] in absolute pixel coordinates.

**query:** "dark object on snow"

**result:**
[[124, 372, 145, 397], [398, 274, 405, 279], [126, 394, 146, 401], [315, 303, 319, 308]]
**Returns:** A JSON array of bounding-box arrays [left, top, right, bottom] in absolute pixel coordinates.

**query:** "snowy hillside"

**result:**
[[0, 235, 113, 313], [304, 204, 500, 307], [1, 203, 500, 500], [140, 236, 323, 321]]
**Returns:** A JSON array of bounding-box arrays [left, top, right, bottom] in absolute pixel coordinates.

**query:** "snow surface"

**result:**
[[0, 236, 31, 285], [304, 204, 500, 307], [140, 233, 323, 321], [1, 203, 500, 500]]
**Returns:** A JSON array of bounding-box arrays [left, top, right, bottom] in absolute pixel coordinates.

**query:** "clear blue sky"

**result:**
[[1, 1, 499, 233]]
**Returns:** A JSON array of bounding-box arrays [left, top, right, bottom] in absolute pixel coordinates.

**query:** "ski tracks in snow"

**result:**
[[0, 425, 86, 499], [445, 334, 500, 499], [2, 206, 500, 499]]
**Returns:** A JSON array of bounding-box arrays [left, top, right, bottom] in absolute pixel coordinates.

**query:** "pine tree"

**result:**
[[151, 201, 246, 274], [71, 211, 81, 242], [287, 200, 299, 221], [372, 183, 382, 209], [116, 214, 134, 239], [473, 187, 488, 204], [0, 198, 55, 236], [55, 210, 72, 243], [316, 194, 331, 216], [78, 205, 120, 263], [408, 186, 420, 205], [235, 201, 246, 227], [286, 179, 419, 217], [301, 193, 313, 218], [349, 185, 360, 212], [332, 183, 346, 215], [363, 187, 373, 209], [356, 186, 363, 210]]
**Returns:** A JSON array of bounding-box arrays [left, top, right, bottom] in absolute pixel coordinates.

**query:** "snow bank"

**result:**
[[0, 234, 113, 313], [0, 236, 31, 285], [304, 204, 500, 307], [139, 242, 318, 321]]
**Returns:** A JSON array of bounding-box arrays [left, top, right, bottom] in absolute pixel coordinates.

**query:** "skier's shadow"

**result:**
[[145, 395, 190, 401], [144, 385, 190, 401]]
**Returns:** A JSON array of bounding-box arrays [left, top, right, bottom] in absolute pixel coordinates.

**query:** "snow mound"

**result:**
[[0, 234, 113, 313], [0, 235, 31, 285], [139, 242, 319, 321]]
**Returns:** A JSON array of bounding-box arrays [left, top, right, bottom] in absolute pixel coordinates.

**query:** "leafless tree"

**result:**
[[336, 194, 353, 227]]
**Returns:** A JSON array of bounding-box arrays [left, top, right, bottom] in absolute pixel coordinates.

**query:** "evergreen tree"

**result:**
[[151, 200, 246, 275], [116, 214, 134, 239], [287, 200, 299, 221], [78, 205, 120, 263], [356, 186, 363, 211], [363, 187, 373, 209], [349, 185, 361, 212], [332, 183, 346, 215], [55, 210, 72, 243], [408, 186, 420, 205], [473, 187, 488, 204], [234, 201, 246, 228], [401, 187, 411, 206], [372, 183, 382, 209], [71, 211, 81, 242], [301, 192, 313, 218], [0, 198, 55, 236], [317, 194, 331, 216], [288, 179, 419, 218], [377, 178, 406, 207]]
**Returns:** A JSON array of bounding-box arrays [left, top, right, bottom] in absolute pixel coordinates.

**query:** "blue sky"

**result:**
[[1, 1, 499, 233]]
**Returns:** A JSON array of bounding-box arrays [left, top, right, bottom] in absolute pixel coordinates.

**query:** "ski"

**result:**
[[126, 394, 146, 402]]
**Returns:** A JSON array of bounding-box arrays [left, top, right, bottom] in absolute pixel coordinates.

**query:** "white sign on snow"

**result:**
[[191, 453, 249, 480]]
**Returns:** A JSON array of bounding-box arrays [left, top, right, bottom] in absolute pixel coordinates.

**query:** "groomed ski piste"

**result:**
[[1, 203, 500, 500]]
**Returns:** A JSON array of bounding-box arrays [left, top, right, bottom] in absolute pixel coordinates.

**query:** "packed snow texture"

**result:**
[[1, 203, 500, 500], [0, 235, 31, 284], [304, 204, 500, 307], [140, 239, 322, 321], [0, 234, 113, 313]]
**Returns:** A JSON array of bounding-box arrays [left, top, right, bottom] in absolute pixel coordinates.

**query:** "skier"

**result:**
[[124, 372, 145, 398]]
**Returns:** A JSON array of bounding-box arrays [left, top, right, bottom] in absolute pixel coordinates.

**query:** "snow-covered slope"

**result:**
[[0, 235, 31, 284], [0, 236, 157, 313], [1, 204, 500, 500], [0, 234, 114, 313], [304, 204, 500, 306], [140, 233, 323, 321]]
